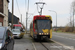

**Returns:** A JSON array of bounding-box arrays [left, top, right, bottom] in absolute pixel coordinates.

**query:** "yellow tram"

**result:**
[[30, 15, 52, 40]]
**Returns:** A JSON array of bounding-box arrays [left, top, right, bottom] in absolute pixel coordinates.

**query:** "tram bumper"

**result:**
[[37, 35, 50, 38], [33, 33, 50, 39]]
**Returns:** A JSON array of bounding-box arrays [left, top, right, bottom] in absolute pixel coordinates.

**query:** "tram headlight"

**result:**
[[39, 33, 41, 35], [47, 33, 49, 35]]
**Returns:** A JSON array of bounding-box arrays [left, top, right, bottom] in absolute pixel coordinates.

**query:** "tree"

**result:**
[[71, 0, 75, 31]]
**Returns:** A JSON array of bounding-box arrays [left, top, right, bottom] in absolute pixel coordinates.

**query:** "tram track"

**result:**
[[32, 39, 51, 50], [32, 39, 74, 50], [40, 42, 49, 50], [33, 42, 50, 50]]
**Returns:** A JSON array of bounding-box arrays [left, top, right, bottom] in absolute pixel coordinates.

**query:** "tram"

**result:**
[[30, 15, 52, 40]]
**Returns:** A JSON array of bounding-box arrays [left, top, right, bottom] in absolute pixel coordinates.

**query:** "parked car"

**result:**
[[12, 29, 24, 38], [13, 24, 23, 31], [0, 27, 14, 50]]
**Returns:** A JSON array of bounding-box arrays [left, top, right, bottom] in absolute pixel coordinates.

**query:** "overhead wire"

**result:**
[[27, 0, 29, 12], [25, 0, 26, 14], [16, 0, 21, 15], [39, 0, 43, 2]]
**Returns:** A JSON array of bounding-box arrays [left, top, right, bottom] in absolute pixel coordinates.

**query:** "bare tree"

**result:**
[[71, 0, 75, 31]]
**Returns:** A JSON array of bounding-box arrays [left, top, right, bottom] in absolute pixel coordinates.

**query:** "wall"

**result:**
[[3, 0, 9, 26], [8, 12, 19, 24]]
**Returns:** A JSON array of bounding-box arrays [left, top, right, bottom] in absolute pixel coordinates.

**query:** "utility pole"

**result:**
[[11, 0, 14, 30], [21, 14, 22, 23], [26, 0, 29, 34], [26, 12, 28, 34]]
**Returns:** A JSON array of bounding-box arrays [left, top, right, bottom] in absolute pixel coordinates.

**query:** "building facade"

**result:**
[[0, 0, 9, 26]]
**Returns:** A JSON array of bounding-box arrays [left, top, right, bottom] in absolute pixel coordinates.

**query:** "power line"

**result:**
[[16, 0, 21, 15], [25, 0, 26, 13], [39, 0, 43, 2], [27, 0, 29, 12]]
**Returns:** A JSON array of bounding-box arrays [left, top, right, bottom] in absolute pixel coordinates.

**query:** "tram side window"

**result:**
[[34, 20, 37, 29], [34, 23, 37, 29]]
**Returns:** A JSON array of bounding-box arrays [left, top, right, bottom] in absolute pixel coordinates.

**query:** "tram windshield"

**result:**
[[37, 20, 50, 29]]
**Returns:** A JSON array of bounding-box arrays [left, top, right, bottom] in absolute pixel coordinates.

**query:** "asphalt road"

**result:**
[[14, 33, 74, 50], [52, 32, 75, 49]]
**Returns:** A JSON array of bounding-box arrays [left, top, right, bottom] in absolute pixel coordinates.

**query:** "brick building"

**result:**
[[0, 0, 9, 26]]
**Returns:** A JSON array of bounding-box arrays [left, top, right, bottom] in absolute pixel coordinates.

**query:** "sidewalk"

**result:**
[[14, 34, 34, 50]]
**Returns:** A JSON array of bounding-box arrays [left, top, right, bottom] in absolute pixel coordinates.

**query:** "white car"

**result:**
[[12, 29, 23, 38]]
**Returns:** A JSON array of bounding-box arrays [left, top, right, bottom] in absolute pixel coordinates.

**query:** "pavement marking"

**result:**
[[51, 39, 75, 50], [32, 43, 37, 50], [53, 35, 75, 41]]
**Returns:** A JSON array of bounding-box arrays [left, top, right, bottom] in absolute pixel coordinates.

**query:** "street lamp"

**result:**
[[49, 10, 57, 32]]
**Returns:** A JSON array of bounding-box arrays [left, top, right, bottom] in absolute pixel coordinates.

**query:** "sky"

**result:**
[[8, 0, 73, 29]]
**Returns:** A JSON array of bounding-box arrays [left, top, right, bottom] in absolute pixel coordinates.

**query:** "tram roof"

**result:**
[[33, 15, 52, 21]]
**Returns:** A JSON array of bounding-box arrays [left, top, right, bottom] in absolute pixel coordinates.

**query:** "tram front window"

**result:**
[[37, 20, 50, 33], [37, 20, 50, 29]]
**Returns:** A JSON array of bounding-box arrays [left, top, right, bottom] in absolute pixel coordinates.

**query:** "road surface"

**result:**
[[52, 32, 75, 49], [14, 34, 73, 50]]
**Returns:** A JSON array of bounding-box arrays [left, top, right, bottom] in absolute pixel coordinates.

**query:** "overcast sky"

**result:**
[[8, 0, 73, 29]]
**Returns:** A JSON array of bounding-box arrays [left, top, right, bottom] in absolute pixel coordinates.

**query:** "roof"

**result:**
[[33, 15, 52, 21], [8, 11, 19, 24]]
